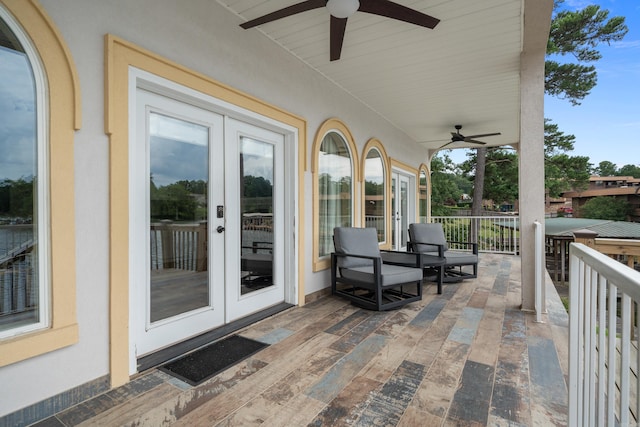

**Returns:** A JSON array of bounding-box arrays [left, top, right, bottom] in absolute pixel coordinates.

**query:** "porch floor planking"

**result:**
[[30, 253, 569, 427]]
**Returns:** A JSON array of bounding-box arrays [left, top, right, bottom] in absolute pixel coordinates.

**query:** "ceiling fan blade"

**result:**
[[330, 16, 348, 61], [358, 0, 440, 29], [466, 139, 488, 145], [438, 141, 454, 149], [240, 0, 327, 29], [464, 132, 501, 140]]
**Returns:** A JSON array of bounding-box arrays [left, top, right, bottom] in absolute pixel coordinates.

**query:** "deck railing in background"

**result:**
[[569, 242, 640, 427], [150, 215, 276, 272], [431, 216, 519, 254], [0, 225, 36, 321], [150, 221, 208, 272]]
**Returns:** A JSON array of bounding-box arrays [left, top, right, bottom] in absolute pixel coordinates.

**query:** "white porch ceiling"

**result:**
[[217, 0, 528, 153]]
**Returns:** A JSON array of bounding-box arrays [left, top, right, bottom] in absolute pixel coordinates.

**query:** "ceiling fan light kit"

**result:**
[[326, 0, 360, 18]]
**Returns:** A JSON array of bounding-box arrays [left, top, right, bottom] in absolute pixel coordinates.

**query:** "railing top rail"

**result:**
[[593, 238, 640, 257], [570, 242, 640, 300]]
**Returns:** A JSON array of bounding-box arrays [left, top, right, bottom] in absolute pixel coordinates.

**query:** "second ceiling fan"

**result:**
[[240, 0, 440, 61], [439, 125, 501, 149]]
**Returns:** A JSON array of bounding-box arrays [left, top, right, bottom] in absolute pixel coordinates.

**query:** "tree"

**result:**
[[581, 196, 631, 221], [544, 119, 592, 196], [461, 148, 519, 209], [594, 161, 617, 177], [430, 153, 465, 215], [545, 2, 628, 105], [617, 164, 640, 178]]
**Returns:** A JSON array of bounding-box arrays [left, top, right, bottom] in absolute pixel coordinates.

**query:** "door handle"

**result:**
[[216, 226, 225, 233]]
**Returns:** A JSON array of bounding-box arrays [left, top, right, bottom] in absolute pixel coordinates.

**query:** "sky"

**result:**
[[447, 0, 640, 169]]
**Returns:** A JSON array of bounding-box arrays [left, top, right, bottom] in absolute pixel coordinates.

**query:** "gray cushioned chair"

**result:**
[[331, 227, 423, 310], [408, 223, 478, 282]]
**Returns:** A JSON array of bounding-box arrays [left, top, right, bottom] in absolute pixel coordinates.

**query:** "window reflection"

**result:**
[[0, 21, 39, 333], [318, 132, 352, 257], [240, 137, 274, 295], [364, 149, 385, 242], [148, 112, 209, 322]]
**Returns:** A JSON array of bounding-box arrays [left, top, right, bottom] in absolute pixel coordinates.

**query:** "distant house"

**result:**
[[562, 176, 640, 222]]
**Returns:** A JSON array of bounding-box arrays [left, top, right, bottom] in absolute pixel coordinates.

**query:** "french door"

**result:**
[[391, 172, 413, 251], [132, 89, 285, 358]]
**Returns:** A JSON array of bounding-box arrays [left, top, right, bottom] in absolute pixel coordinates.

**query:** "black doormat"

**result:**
[[159, 335, 268, 386]]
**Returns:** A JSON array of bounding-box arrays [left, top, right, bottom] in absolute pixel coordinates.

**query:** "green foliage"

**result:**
[[0, 177, 34, 218], [150, 180, 200, 222], [544, 120, 592, 197], [430, 154, 467, 212], [617, 164, 640, 178], [593, 162, 640, 178], [482, 150, 519, 205], [460, 148, 519, 206], [581, 196, 631, 221], [594, 161, 617, 177], [546, 2, 628, 105]]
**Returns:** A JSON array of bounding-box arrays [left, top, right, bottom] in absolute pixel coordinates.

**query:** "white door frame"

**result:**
[[127, 68, 298, 374], [391, 168, 416, 251]]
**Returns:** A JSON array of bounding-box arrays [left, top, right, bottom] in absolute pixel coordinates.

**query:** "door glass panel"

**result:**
[[391, 177, 396, 249], [148, 112, 209, 322], [240, 137, 274, 295], [400, 179, 408, 248]]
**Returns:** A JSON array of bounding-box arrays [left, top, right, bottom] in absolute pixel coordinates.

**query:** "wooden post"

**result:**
[[196, 221, 207, 272], [572, 229, 599, 248], [160, 219, 175, 269]]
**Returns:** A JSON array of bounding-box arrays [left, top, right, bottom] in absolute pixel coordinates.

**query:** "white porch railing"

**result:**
[[569, 242, 640, 426], [431, 216, 519, 254]]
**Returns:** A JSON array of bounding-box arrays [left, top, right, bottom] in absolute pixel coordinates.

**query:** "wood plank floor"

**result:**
[[33, 253, 569, 426]]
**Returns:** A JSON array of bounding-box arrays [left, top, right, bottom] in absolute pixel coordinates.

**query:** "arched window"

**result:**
[[312, 119, 358, 271], [0, 2, 79, 367], [418, 164, 430, 222], [318, 132, 353, 256], [362, 139, 388, 244], [0, 9, 47, 338]]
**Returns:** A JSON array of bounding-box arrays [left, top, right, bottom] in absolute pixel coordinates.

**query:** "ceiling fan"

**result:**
[[239, 0, 440, 61], [439, 125, 501, 149]]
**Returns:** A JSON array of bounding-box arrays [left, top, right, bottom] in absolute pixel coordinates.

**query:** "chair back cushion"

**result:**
[[333, 227, 381, 268], [409, 223, 448, 252]]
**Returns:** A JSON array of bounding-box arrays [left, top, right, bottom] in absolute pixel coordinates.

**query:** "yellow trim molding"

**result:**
[[105, 34, 307, 386], [311, 118, 359, 272], [0, 0, 80, 366]]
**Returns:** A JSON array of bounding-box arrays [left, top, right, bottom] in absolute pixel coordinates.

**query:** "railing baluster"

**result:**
[[597, 273, 606, 426]]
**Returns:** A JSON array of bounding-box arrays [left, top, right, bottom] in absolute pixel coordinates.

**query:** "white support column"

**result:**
[[519, 0, 553, 312]]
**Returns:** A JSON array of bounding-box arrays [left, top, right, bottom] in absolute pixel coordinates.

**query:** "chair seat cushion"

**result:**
[[242, 253, 272, 273], [423, 250, 477, 266], [340, 264, 422, 287]]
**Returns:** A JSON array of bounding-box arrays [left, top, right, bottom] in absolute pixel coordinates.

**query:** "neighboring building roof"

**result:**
[[544, 218, 612, 236], [506, 217, 640, 239]]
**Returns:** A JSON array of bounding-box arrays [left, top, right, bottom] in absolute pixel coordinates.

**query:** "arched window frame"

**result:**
[[418, 163, 431, 223], [0, 0, 80, 367], [361, 139, 389, 248], [312, 118, 358, 272]]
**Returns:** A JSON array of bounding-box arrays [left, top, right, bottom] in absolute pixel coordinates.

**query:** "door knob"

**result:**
[[216, 226, 225, 233]]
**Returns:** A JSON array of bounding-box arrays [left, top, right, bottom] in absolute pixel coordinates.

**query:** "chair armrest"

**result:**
[[380, 250, 422, 268], [447, 241, 478, 254], [332, 252, 381, 262], [407, 241, 446, 257]]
